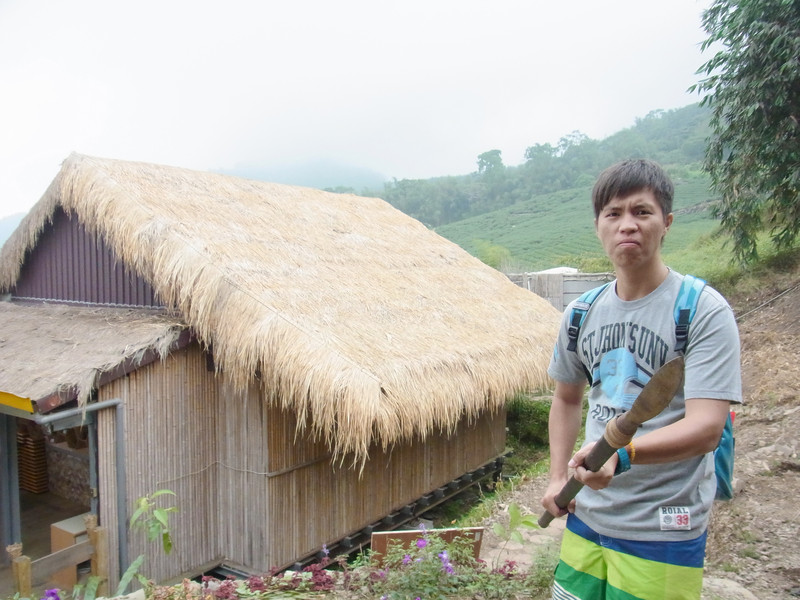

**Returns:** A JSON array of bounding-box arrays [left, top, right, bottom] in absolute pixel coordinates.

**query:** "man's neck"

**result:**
[[614, 263, 669, 301]]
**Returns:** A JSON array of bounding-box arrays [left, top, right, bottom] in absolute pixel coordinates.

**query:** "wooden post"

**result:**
[[85, 514, 109, 597], [6, 543, 32, 597]]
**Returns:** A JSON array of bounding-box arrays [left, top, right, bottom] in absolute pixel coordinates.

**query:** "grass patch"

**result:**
[[741, 547, 760, 560], [737, 529, 762, 544], [710, 243, 800, 304], [506, 393, 551, 447], [720, 562, 739, 573]]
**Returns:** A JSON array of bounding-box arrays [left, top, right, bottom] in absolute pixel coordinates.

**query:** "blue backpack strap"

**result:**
[[673, 274, 735, 500], [714, 411, 735, 500], [673, 274, 706, 353], [568, 276, 705, 353], [567, 283, 610, 352]]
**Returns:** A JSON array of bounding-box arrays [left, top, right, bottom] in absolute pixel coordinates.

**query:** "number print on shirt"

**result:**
[[659, 506, 691, 531], [589, 404, 620, 423]]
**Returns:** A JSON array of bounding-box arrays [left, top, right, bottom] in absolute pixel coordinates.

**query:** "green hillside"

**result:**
[[366, 104, 712, 229], [361, 103, 735, 279], [435, 170, 724, 276]]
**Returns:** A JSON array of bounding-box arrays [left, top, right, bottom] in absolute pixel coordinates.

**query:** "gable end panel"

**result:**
[[13, 208, 163, 307]]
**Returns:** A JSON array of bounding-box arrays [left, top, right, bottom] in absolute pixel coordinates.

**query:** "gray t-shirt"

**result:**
[[548, 269, 742, 541]]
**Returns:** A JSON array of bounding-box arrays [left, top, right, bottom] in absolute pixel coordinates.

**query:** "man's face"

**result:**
[[595, 189, 673, 270]]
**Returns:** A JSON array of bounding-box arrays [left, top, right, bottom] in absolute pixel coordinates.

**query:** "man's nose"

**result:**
[[619, 212, 638, 231]]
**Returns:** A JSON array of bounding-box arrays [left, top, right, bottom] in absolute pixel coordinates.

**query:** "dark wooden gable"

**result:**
[[12, 207, 162, 307]]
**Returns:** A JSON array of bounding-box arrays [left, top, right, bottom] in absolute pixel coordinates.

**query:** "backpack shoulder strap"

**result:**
[[674, 274, 707, 353], [566, 275, 707, 354], [567, 282, 611, 352]]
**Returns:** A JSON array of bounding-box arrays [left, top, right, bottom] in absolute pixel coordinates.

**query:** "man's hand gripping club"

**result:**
[[539, 356, 685, 528]]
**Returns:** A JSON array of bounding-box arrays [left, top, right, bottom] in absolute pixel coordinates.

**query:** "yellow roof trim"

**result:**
[[0, 391, 34, 414]]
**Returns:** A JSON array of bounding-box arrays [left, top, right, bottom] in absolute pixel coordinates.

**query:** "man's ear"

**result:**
[[661, 213, 674, 245]]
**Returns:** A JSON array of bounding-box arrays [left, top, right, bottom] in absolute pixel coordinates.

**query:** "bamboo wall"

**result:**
[[97, 406, 120, 588], [96, 342, 507, 582], [98, 344, 221, 585], [217, 380, 506, 571]]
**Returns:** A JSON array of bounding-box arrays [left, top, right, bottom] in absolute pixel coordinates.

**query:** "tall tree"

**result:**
[[477, 149, 504, 174], [692, 0, 800, 262]]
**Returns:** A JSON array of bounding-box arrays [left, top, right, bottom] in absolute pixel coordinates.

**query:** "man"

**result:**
[[541, 159, 741, 599]]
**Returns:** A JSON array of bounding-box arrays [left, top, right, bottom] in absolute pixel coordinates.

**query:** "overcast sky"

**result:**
[[0, 0, 714, 219]]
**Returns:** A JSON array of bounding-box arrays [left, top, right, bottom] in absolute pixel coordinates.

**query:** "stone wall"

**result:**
[[46, 441, 91, 506]]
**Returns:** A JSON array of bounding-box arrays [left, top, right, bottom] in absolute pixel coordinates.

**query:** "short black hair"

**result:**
[[592, 159, 674, 220]]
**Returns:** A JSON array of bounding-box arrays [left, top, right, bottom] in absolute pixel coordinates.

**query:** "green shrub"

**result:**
[[506, 394, 551, 447]]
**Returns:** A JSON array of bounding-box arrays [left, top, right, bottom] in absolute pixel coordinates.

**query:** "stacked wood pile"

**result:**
[[17, 426, 48, 494]]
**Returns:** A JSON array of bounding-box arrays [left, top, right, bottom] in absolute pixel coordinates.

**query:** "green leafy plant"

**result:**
[[490, 503, 540, 566], [114, 490, 178, 596], [364, 528, 541, 600], [70, 575, 101, 600], [115, 554, 147, 596], [109, 523, 558, 600], [506, 394, 550, 446], [130, 489, 178, 555]]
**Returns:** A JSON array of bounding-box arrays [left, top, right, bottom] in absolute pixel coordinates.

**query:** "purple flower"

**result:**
[[44, 590, 61, 600], [438, 550, 454, 575], [416, 537, 427, 549], [402, 554, 412, 565]]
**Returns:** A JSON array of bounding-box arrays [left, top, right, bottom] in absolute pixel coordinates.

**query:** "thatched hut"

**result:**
[[0, 153, 560, 586]]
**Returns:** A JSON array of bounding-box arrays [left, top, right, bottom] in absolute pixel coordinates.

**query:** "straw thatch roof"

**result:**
[[0, 153, 561, 460], [0, 302, 186, 408]]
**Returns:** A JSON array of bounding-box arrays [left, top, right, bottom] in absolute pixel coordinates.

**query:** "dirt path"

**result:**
[[477, 276, 800, 599]]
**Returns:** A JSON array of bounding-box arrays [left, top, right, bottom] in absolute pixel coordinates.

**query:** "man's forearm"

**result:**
[[621, 398, 730, 464], [548, 395, 584, 482]]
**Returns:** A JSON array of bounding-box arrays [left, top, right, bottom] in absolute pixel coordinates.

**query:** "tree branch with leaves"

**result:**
[[691, 0, 800, 263]]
